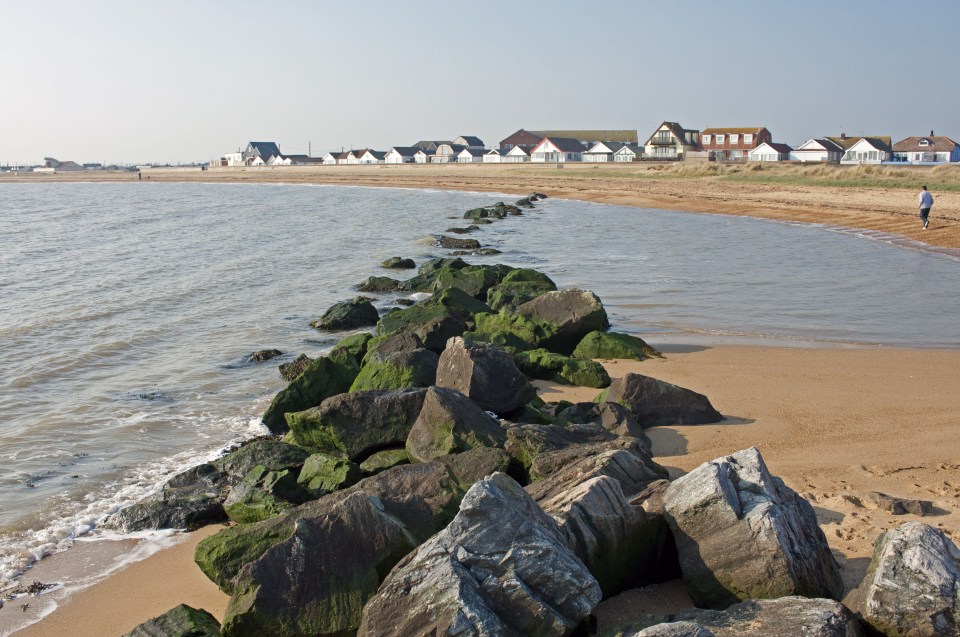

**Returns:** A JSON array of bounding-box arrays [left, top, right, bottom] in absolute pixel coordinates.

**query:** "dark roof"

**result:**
[[893, 136, 960, 152], [825, 136, 892, 151], [538, 137, 586, 153], [456, 136, 485, 147], [248, 141, 281, 157], [389, 147, 420, 156], [499, 129, 544, 147], [284, 155, 325, 163], [806, 138, 844, 152], [533, 130, 638, 144], [585, 141, 626, 153], [413, 140, 452, 151], [438, 144, 467, 154], [755, 142, 793, 153], [364, 150, 387, 160], [644, 122, 700, 146], [459, 147, 485, 157]]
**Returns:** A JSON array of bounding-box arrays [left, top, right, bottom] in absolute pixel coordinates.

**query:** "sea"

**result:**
[[0, 182, 959, 630]]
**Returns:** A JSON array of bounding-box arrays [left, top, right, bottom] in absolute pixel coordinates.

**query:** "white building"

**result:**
[[504, 146, 530, 163], [530, 137, 584, 162], [840, 137, 892, 164], [322, 152, 339, 165], [892, 134, 960, 164], [224, 152, 244, 166], [414, 149, 433, 164], [456, 148, 485, 163], [385, 147, 418, 164], [642, 122, 701, 159], [748, 142, 793, 162], [483, 149, 502, 163], [789, 138, 844, 163], [583, 141, 643, 162]]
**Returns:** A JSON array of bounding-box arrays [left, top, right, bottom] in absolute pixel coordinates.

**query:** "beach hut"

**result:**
[[530, 137, 584, 163], [582, 141, 620, 162], [614, 144, 642, 162], [385, 147, 418, 164], [322, 152, 339, 165], [414, 149, 434, 164], [456, 148, 485, 163], [504, 146, 530, 163], [358, 150, 386, 164], [483, 149, 503, 163]]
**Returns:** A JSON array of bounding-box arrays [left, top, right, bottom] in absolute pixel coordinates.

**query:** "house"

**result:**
[[412, 140, 450, 152], [504, 146, 531, 163], [789, 138, 845, 163], [453, 136, 485, 150], [456, 147, 485, 163], [267, 155, 292, 166], [40, 157, 85, 172], [643, 122, 701, 159], [836, 137, 893, 164], [530, 137, 584, 162], [748, 142, 793, 162], [582, 141, 643, 162], [322, 152, 339, 165], [242, 141, 281, 165], [701, 127, 771, 161], [285, 155, 325, 165], [483, 149, 502, 163], [431, 144, 466, 163], [338, 150, 360, 165], [534, 130, 638, 145], [357, 150, 386, 164], [414, 149, 434, 164], [499, 129, 543, 153], [892, 132, 960, 164], [385, 147, 419, 164]]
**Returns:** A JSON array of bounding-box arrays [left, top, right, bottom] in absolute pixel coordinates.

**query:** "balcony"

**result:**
[[649, 136, 675, 146]]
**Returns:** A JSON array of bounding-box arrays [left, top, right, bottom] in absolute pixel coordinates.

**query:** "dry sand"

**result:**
[[4, 166, 959, 634], [11, 345, 960, 635]]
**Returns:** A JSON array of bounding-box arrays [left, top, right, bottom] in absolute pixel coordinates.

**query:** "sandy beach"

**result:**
[[3, 168, 959, 634]]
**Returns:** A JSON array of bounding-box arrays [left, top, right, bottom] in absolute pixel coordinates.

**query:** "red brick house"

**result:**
[[701, 127, 772, 161], [498, 129, 544, 153]]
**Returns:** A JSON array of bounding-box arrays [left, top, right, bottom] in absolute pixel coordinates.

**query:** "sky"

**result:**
[[2, 0, 958, 165]]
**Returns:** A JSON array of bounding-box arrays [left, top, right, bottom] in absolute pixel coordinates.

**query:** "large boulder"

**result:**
[[310, 297, 379, 331], [849, 521, 960, 637], [357, 473, 602, 637], [516, 289, 610, 355], [380, 256, 415, 269], [603, 372, 722, 427], [504, 422, 618, 480], [405, 386, 507, 462], [360, 332, 423, 364], [349, 348, 439, 392], [663, 448, 843, 609], [619, 597, 864, 637], [284, 388, 427, 460], [429, 264, 502, 299], [417, 256, 468, 275], [222, 465, 311, 524], [572, 330, 662, 361], [261, 347, 360, 434], [297, 452, 362, 497], [486, 268, 557, 312], [374, 287, 485, 340], [435, 235, 481, 250], [356, 275, 402, 293], [514, 348, 611, 388], [470, 309, 555, 352], [333, 332, 373, 361], [435, 336, 536, 414], [214, 438, 312, 479], [559, 401, 650, 447], [123, 603, 221, 637]]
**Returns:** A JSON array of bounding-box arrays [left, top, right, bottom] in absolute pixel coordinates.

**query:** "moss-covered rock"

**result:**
[[123, 603, 221, 637], [380, 257, 415, 269], [222, 466, 311, 524], [260, 347, 360, 434], [429, 265, 502, 300], [517, 289, 610, 355], [335, 332, 373, 361], [214, 438, 311, 480], [405, 386, 507, 463], [357, 275, 402, 293], [468, 309, 557, 352], [572, 330, 662, 361], [310, 297, 379, 331], [514, 348, 611, 388], [359, 448, 409, 475], [375, 287, 488, 339], [417, 257, 468, 276], [349, 348, 439, 392], [195, 515, 297, 593], [278, 353, 312, 382], [298, 453, 362, 497]]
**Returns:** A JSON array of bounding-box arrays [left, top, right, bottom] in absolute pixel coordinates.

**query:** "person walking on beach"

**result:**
[[918, 185, 933, 230]]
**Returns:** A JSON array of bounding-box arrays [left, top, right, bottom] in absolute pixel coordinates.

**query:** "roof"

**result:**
[[585, 141, 627, 153], [458, 147, 486, 157], [438, 144, 467, 154], [644, 122, 700, 146], [485, 148, 501, 155], [794, 138, 844, 153], [499, 129, 544, 146], [533, 130, 638, 144], [362, 150, 387, 160], [389, 147, 420, 156], [825, 136, 892, 151], [284, 155, 325, 163], [248, 141, 281, 157], [537, 137, 586, 153], [752, 142, 793, 153], [455, 136, 485, 147], [701, 127, 767, 136], [414, 148, 436, 156], [413, 140, 452, 150], [617, 144, 644, 154], [893, 136, 960, 152]]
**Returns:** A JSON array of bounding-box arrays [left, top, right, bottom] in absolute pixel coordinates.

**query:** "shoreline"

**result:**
[[3, 162, 959, 250], [8, 343, 960, 635]]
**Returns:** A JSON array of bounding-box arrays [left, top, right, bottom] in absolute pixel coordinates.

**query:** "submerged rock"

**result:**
[[380, 256, 415, 269]]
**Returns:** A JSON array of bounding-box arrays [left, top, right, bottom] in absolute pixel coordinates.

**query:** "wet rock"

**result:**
[[470, 309, 555, 352], [486, 268, 558, 311], [297, 452, 362, 497], [435, 336, 536, 415], [514, 348, 611, 388], [849, 521, 960, 637], [517, 288, 610, 355], [349, 348, 439, 392], [278, 353, 312, 382], [310, 297, 379, 331], [334, 332, 373, 361], [417, 257, 468, 275], [357, 473, 601, 637], [248, 349, 283, 364], [663, 448, 843, 609], [405, 386, 506, 462], [214, 438, 312, 479], [123, 603, 221, 637], [603, 372, 722, 427], [572, 330, 662, 361], [380, 256, 415, 269], [284, 388, 426, 461], [356, 275, 402, 293], [223, 465, 311, 523], [435, 235, 481, 250]]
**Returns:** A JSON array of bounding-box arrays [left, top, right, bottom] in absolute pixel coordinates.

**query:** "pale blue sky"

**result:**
[[2, 0, 958, 165]]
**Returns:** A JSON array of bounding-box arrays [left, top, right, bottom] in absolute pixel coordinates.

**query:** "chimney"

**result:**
[[931, 130, 935, 136], [840, 133, 846, 141]]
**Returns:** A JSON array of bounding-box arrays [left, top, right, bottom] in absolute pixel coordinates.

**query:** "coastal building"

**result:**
[[498, 129, 543, 153], [700, 127, 771, 161], [642, 122, 701, 159], [414, 149, 434, 163], [431, 144, 466, 163], [892, 133, 960, 164], [789, 138, 845, 163], [837, 137, 893, 164], [385, 147, 419, 164], [412, 141, 450, 152], [534, 130, 638, 145], [582, 141, 643, 162], [37, 157, 85, 172], [748, 142, 793, 162], [456, 147, 485, 163], [530, 137, 584, 162], [483, 149, 503, 163], [357, 150, 386, 164], [504, 146, 531, 163], [242, 141, 281, 165], [322, 152, 339, 165], [453, 136, 485, 150]]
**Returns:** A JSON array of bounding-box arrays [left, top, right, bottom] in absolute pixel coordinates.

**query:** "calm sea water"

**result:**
[[0, 182, 958, 594]]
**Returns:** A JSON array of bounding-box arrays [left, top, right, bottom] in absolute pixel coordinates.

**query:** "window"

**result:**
[[744, 134, 753, 145], [716, 134, 725, 144], [730, 134, 739, 144], [919, 139, 930, 147], [702, 134, 711, 144]]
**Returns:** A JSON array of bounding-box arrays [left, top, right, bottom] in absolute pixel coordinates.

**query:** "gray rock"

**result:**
[[622, 597, 862, 637], [310, 297, 379, 331], [559, 401, 651, 451], [297, 452, 362, 497], [405, 386, 507, 462], [849, 521, 960, 637], [517, 288, 610, 355], [349, 347, 439, 392], [361, 332, 424, 365], [435, 235, 481, 250], [525, 441, 667, 499], [864, 491, 934, 516], [357, 473, 601, 637], [605, 372, 722, 427], [222, 465, 310, 524], [435, 336, 536, 414], [214, 438, 311, 479], [248, 349, 283, 364], [123, 603, 221, 637], [278, 353, 312, 382], [663, 448, 843, 609], [284, 388, 427, 460], [358, 448, 409, 475], [380, 256, 415, 269]]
